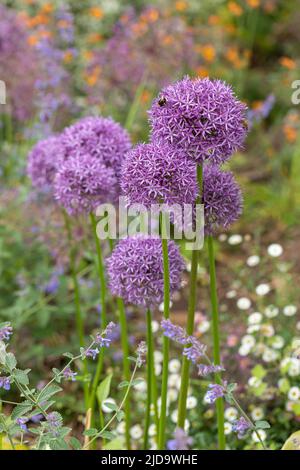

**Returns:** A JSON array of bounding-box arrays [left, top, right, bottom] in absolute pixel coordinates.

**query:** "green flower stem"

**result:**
[[89, 213, 108, 420], [144, 308, 154, 449], [207, 234, 225, 450], [158, 211, 170, 449], [63, 211, 89, 406], [117, 296, 131, 450], [177, 165, 203, 428], [230, 395, 267, 450]]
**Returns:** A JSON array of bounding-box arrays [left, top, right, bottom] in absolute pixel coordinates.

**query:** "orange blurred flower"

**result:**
[[175, 1, 188, 11], [201, 45, 216, 63], [63, 50, 74, 64], [283, 125, 297, 143], [89, 7, 104, 19], [196, 66, 209, 78], [41, 3, 54, 14], [141, 90, 151, 104], [87, 33, 103, 44], [279, 57, 296, 70], [246, 0, 260, 8], [208, 15, 220, 26], [228, 1, 243, 16], [27, 34, 39, 46]]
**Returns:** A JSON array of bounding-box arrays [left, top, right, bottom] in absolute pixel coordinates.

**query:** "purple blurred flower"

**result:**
[[247, 94, 275, 129], [62, 367, 77, 382], [95, 322, 117, 348], [149, 76, 247, 164], [161, 320, 190, 345], [202, 164, 243, 235], [167, 428, 193, 450], [84, 347, 99, 360], [121, 142, 197, 207], [0, 324, 13, 342], [16, 417, 29, 432], [197, 364, 225, 377], [54, 154, 117, 215], [46, 412, 62, 436], [205, 383, 225, 403], [107, 235, 184, 308], [0, 376, 11, 391], [232, 417, 251, 439], [161, 320, 207, 363]]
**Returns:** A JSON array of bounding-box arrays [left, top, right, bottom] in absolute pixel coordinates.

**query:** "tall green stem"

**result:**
[[117, 297, 131, 450], [207, 235, 225, 450], [144, 308, 153, 449], [177, 165, 203, 428], [63, 211, 89, 405], [158, 211, 170, 449]]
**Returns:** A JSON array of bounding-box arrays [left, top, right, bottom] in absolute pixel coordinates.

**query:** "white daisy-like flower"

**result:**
[[224, 407, 238, 422], [224, 422, 233, 435], [288, 386, 300, 401], [255, 283, 271, 296], [116, 421, 126, 434], [168, 374, 181, 388], [265, 305, 279, 318], [148, 424, 157, 437], [247, 324, 261, 334], [241, 335, 256, 348], [102, 398, 116, 413], [168, 388, 178, 402], [247, 255, 260, 267], [198, 319, 210, 333], [151, 320, 160, 332], [239, 344, 251, 356], [292, 338, 300, 349], [237, 297, 252, 310], [171, 410, 178, 423], [186, 396, 197, 409], [130, 424, 143, 440], [251, 407, 264, 421], [248, 312, 263, 324], [219, 234, 227, 242], [248, 377, 262, 388], [154, 350, 163, 364], [228, 234, 243, 245], [263, 348, 278, 362], [168, 358, 181, 373], [267, 243, 283, 257], [288, 358, 300, 377], [133, 378, 146, 392], [155, 363, 162, 376], [158, 301, 173, 313], [226, 290, 237, 299], [252, 429, 266, 443], [261, 324, 275, 338], [283, 305, 297, 317], [271, 335, 285, 349]]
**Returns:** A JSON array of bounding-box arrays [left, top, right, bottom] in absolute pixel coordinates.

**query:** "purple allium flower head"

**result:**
[[232, 417, 251, 439], [205, 383, 225, 403], [121, 142, 197, 207], [16, 417, 28, 433], [197, 364, 225, 377], [95, 321, 117, 348], [27, 135, 64, 191], [0, 323, 13, 342], [202, 164, 243, 235], [62, 367, 77, 382], [0, 376, 11, 391], [54, 155, 116, 215], [167, 428, 193, 450], [59, 116, 131, 181], [107, 235, 185, 308], [149, 76, 247, 164]]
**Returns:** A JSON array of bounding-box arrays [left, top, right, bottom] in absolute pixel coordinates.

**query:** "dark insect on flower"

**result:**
[[158, 96, 167, 106], [242, 119, 249, 130]]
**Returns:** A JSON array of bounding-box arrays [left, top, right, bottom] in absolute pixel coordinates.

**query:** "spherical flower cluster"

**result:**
[[149, 76, 247, 165], [202, 164, 243, 235], [27, 135, 64, 191], [59, 116, 131, 179], [121, 142, 198, 207], [54, 155, 116, 215], [107, 235, 185, 308]]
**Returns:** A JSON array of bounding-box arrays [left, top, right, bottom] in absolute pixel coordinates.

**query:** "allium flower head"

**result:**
[[107, 235, 185, 308], [60, 116, 131, 179], [27, 135, 64, 191], [121, 142, 197, 207], [149, 76, 247, 164], [203, 164, 243, 235], [54, 155, 116, 215]]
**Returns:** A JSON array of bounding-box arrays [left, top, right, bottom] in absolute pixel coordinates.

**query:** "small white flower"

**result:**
[[292, 338, 300, 349], [168, 374, 181, 388], [224, 422, 233, 434], [261, 324, 275, 338], [248, 312, 263, 324], [186, 396, 197, 409], [237, 297, 252, 310], [151, 320, 160, 333], [198, 320, 210, 333], [102, 398, 116, 413], [154, 350, 163, 364], [226, 290, 237, 299], [241, 335, 256, 348], [247, 324, 261, 334], [239, 344, 251, 356], [148, 424, 157, 437], [168, 359, 181, 373], [252, 429, 266, 443], [171, 410, 178, 423], [288, 386, 300, 401], [116, 421, 126, 434], [158, 301, 173, 313], [265, 305, 279, 318], [133, 378, 147, 392], [283, 305, 297, 317], [255, 283, 271, 296], [263, 348, 278, 362], [247, 255, 260, 267], [130, 424, 143, 440], [168, 388, 178, 402], [267, 243, 283, 257], [155, 363, 162, 376], [248, 377, 262, 388], [251, 407, 264, 421], [228, 234, 243, 245], [219, 234, 227, 242], [271, 335, 285, 349], [224, 407, 238, 422]]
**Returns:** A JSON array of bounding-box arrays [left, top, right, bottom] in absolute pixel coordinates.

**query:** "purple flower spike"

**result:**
[[149, 76, 247, 164], [0, 324, 13, 342], [205, 383, 225, 403], [232, 417, 251, 439], [203, 164, 243, 235], [16, 417, 29, 432], [197, 364, 225, 377], [121, 142, 198, 207], [107, 235, 185, 308], [62, 367, 77, 382], [95, 322, 117, 348], [167, 428, 193, 450], [0, 376, 11, 391], [84, 347, 99, 360]]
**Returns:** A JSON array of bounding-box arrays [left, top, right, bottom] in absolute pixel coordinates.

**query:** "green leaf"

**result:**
[[255, 420, 271, 430], [37, 384, 62, 404], [0, 341, 7, 365], [70, 437, 82, 450], [227, 383, 237, 393], [83, 428, 98, 437], [103, 402, 118, 411], [251, 364, 266, 380], [118, 381, 129, 389], [116, 410, 125, 422], [49, 438, 69, 450], [11, 401, 33, 420], [63, 352, 74, 359], [13, 368, 30, 385], [97, 373, 112, 405], [5, 352, 17, 371], [100, 431, 116, 440], [103, 437, 125, 450]]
